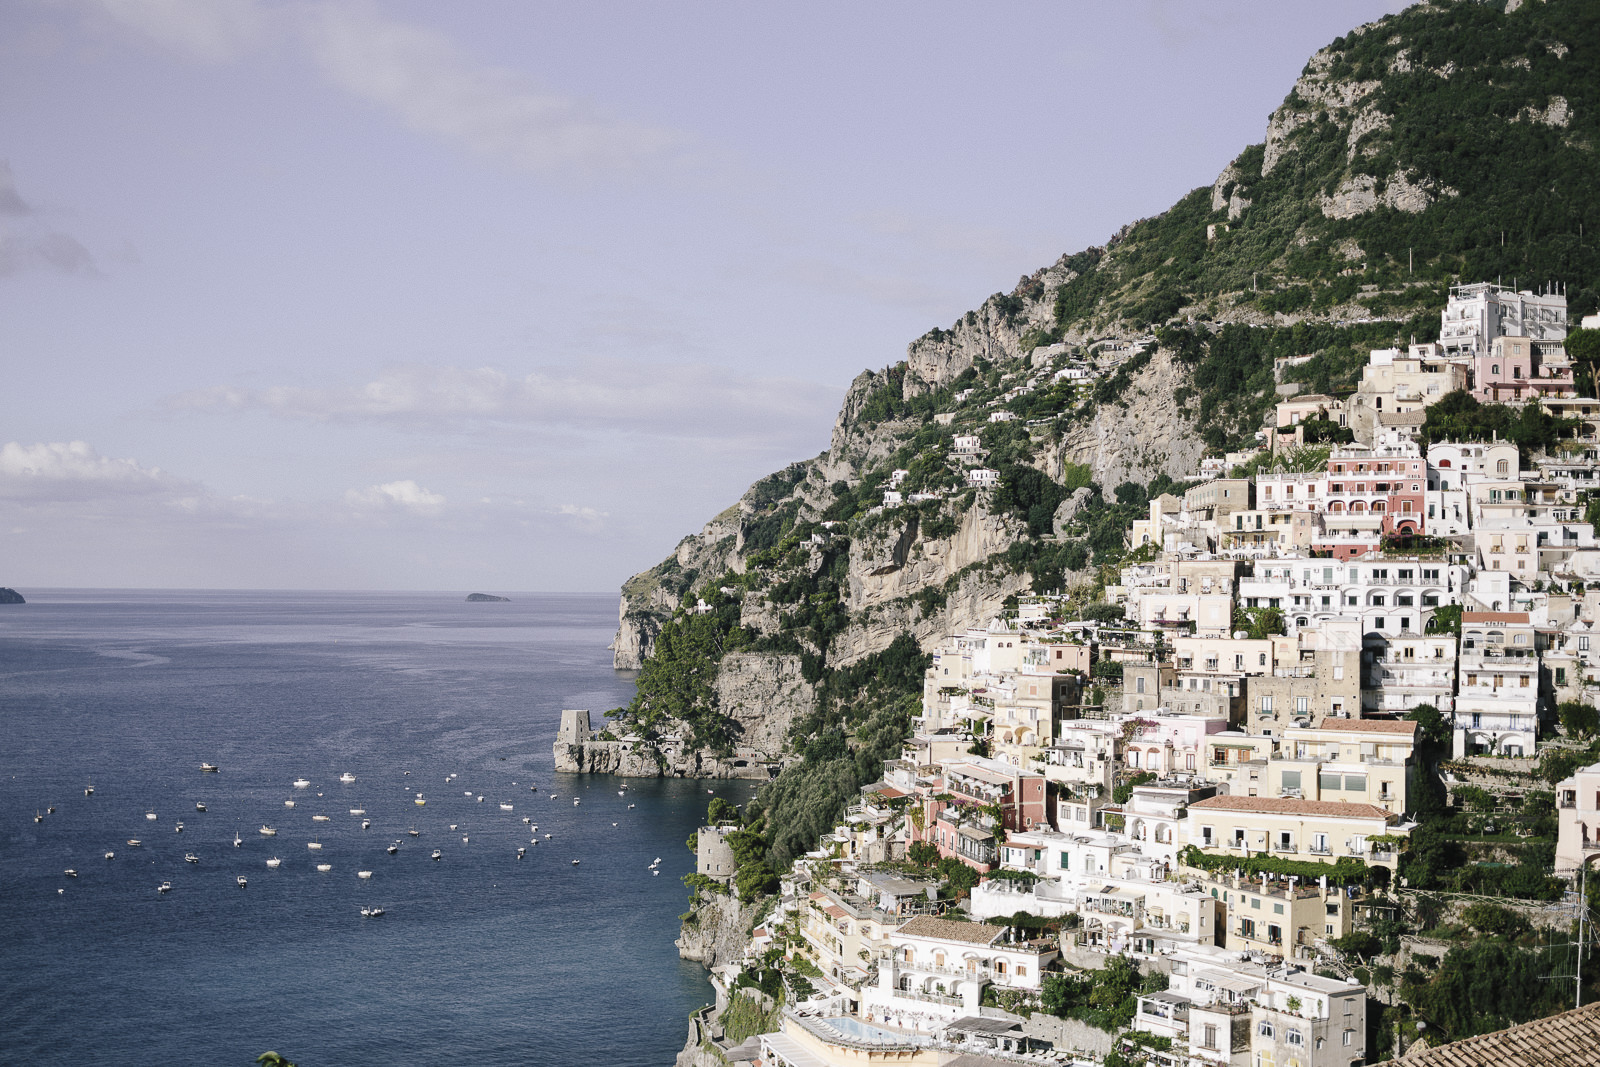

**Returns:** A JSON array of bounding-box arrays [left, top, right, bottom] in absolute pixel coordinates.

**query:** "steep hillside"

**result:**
[[602, 0, 1600, 835]]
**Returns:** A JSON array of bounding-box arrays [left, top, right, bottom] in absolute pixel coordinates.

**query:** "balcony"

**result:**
[[1308, 844, 1332, 856], [891, 987, 963, 1007], [1273, 842, 1297, 854]]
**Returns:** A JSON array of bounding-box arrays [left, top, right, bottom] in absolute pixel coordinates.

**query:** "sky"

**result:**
[[0, 0, 1409, 593]]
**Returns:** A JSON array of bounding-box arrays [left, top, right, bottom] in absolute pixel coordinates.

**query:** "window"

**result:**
[[1287, 1029, 1304, 1047], [1344, 1029, 1355, 1046], [1258, 1021, 1275, 1038], [1203, 1023, 1218, 1049]]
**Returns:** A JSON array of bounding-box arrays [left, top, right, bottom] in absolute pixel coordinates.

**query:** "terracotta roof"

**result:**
[[1463, 611, 1532, 624], [1316, 718, 1419, 736], [1189, 795, 1394, 820], [1367, 1001, 1600, 1067], [874, 786, 907, 799], [823, 905, 849, 920], [896, 915, 1006, 946]]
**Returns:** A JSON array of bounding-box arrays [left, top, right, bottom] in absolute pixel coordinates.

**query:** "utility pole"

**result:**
[[1409, 248, 1413, 275]]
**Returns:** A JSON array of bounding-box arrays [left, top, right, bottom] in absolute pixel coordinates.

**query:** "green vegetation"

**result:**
[[1418, 390, 1578, 457], [1179, 845, 1375, 886], [1041, 956, 1169, 1032], [719, 991, 780, 1046]]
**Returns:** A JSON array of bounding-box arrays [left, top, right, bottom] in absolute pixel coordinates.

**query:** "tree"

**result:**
[[708, 796, 740, 825], [1568, 327, 1600, 398], [1233, 606, 1286, 640], [908, 841, 939, 867], [1559, 701, 1600, 739]]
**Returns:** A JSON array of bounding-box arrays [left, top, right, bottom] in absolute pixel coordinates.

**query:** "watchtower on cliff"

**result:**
[[556, 709, 593, 745]]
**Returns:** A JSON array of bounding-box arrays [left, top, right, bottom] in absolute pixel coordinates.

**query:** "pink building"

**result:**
[[1471, 335, 1574, 404], [1321, 448, 1428, 546]]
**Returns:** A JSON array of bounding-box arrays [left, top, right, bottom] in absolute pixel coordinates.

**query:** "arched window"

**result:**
[[1497, 459, 1509, 475]]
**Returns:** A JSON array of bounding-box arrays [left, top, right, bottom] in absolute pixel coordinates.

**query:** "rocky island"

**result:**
[[0, 588, 25, 605], [465, 593, 510, 602]]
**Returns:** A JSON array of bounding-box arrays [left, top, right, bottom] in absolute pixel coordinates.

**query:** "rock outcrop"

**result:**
[[676, 891, 764, 970], [465, 593, 509, 602], [0, 588, 24, 605]]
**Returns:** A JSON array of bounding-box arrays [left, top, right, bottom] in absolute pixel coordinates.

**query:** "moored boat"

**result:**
[[259, 825, 277, 836], [266, 857, 281, 868], [201, 762, 219, 773], [339, 772, 357, 783]]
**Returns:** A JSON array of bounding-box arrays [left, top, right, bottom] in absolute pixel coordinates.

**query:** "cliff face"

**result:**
[[676, 891, 763, 970]]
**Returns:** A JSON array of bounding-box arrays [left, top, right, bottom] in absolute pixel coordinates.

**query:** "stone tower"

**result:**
[[556, 709, 592, 745]]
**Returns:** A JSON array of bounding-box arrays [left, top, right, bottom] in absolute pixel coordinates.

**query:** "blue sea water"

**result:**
[[0, 590, 757, 1066]]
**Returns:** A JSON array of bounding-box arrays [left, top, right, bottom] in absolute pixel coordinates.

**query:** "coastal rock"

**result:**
[[1051, 487, 1096, 536], [465, 593, 509, 602], [0, 587, 24, 605], [676, 890, 763, 970]]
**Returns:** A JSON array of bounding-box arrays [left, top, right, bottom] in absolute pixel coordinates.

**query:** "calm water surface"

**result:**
[[0, 590, 757, 1066]]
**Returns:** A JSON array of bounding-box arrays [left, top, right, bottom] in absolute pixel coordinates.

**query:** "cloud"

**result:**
[[344, 478, 446, 516], [165, 359, 841, 445], [300, 3, 695, 179], [0, 440, 176, 501], [0, 161, 98, 277], [76, 1, 699, 180], [555, 503, 607, 525], [81, 0, 267, 62]]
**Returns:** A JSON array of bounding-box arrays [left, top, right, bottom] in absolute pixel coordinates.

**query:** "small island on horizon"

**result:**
[[465, 593, 510, 602], [0, 588, 25, 605]]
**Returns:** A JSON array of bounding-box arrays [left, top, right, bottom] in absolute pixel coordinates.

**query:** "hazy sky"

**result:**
[[1, 0, 1407, 593]]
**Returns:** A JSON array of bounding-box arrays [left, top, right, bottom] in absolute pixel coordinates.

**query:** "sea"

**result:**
[[0, 590, 759, 1066]]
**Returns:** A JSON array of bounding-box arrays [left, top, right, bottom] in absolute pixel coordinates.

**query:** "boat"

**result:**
[[521, 816, 530, 824], [236, 876, 247, 887], [293, 778, 311, 788], [407, 826, 419, 837], [339, 772, 357, 783], [308, 840, 322, 850], [234, 831, 243, 847], [476, 795, 485, 803], [195, 802, 207, 812], [461, 835, 469, 844], [449, 824, 457, 831], [571, 859, 580, 866], [361, 906, 385, 918], [184, 853, 198, 864], [349, 808, 365, 816], [84, 783, 94, 796], [361, 820, 370, 830], [284, 800, 295, 808], [414, 796, 425, 806], [386, 842, 398, 855], [628, 804, 635, 809], [316, 863, 331, 872], [573, 798, 580, 806], [618, 791, 625, 797], [146, 812, 158, 821], [201, 762, 219, 773], [266, 857, 281, 868], [259, 826, 277, 836], [549, 794, 557, 799], [104, 851, 114, 860], [157, 882, 172, 893], [47, 806, 55, 813], [174, 821, 184, 833], [357, 870, 372, 880], [64, 869, 77, 878], [312, 814, 330, 822], [127, 839, 141, 847], [500, 803, 513, 812], [431, 850, 442, 861], [516, 847, 525, 859], [653, 870, 659, 876], [33, 811, 42, 823]]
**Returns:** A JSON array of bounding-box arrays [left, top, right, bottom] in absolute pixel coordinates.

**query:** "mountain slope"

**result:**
[[606, 0, 1600, 794]]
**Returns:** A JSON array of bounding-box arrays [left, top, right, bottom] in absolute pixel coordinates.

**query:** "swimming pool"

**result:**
[[825, 1017, 924, 1044]]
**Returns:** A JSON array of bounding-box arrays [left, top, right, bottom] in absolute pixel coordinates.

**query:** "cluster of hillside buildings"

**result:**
[[689, 285, 1600, 1067]]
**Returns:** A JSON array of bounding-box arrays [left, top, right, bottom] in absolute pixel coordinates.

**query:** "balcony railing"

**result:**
[[1274, 843, 1297, 854], [1308, 845, 1332, 856]]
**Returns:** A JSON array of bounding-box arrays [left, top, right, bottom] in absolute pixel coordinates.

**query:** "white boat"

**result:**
[[407, 826, 419, 837], [316, 863, 331, 872], [476, 796, 485, 803], [618, 791, 625, 796], [653, 870, 659, 875], [308, 840, 322, 850], [145, 812, 158, 821], [174, 821, 184, 833], [201, 762, 219, 773], [386, 842, 398, 854], [571, 859, 580, 866], [34, 811, 42, 823], [516, 847, 525, 859], [157, 882, 172, 893], [361, 820, 370, 830], [461, 835, 469, 844], [573, 799, 580, 806], [236, 876, 247, 887], [431, 850, 442, 860], [463, 791, 472, 796], [84, 783, 94, 796], [628, 804, 635, 809], [64, 868, 78, 878], [266, 857, 281, 868], [414, 796, 426, 806], [361, 906, 385, 918], [349, 808, 366, 816], [500, 803, 513, 812], [104, 851, 115, 860], [195, 802, 207, 812], [358, 870, 372, 880], [127, 839, 141, 847], [549, 794, 557, 799], [293, 779, 311, 789], [233, 831, 242, 847], [284, 800, 295, 807], [312, 814, 330, 822], [339, 773, 357, 783], [449, 824, 458, 831], [184, 853, 198, 864], [259, 826, 277, 836]]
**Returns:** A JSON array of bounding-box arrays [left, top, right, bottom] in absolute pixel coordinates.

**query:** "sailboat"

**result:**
[[233, 830, 243, 848]]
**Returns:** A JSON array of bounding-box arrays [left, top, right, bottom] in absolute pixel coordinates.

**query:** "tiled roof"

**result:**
[[1367, 1001, 1600, 1067], [1317, 718, 1419, 736], [1189, 795, 1393, 820], [896, 915, 1006, 946], [1463, 611, 1532, 624]]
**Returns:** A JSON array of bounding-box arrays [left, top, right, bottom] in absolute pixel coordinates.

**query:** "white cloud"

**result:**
[[166, 359, 841, 445], [0, 440, 173, 501], [556, 503, 606, 524], [300, 3, 695, 179], [74, 0, 698, 180], [344, 479, 446, 516], [81, 0, 267, 62]]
